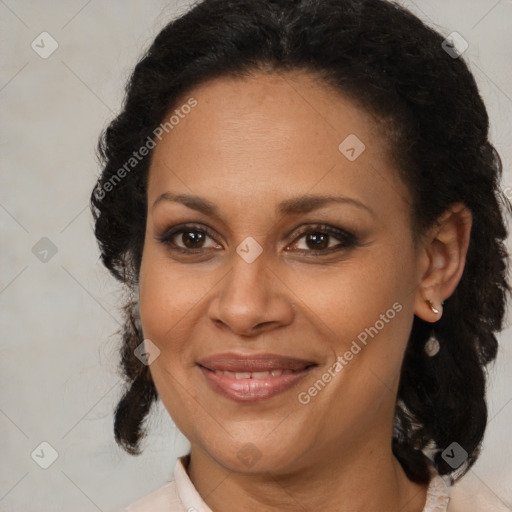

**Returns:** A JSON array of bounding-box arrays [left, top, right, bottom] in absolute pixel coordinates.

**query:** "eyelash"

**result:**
[[156, 223, 359, 257]]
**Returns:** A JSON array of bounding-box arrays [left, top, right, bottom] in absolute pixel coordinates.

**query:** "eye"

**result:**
[[287, 224, 358, 255], [156, 223, 359, 257], [156, 224, 221, 254]]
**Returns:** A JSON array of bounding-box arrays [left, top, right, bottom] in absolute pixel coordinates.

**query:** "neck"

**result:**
[[186, 440, 429, 512]]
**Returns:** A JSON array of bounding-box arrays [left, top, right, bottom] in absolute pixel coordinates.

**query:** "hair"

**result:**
[[90, 0, 511, 484]]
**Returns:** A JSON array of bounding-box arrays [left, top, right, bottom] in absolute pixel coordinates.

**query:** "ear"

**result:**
[[414, 203, 472, 323]]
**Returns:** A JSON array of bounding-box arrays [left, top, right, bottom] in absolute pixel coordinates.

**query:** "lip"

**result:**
[[197, 353, 317, 402]]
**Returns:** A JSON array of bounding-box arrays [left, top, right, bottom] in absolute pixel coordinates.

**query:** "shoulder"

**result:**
[[424, 473, 503, 512], [123, 480, 185, 512], [446, 473, 510, 512], [422, 462, 505, 512]]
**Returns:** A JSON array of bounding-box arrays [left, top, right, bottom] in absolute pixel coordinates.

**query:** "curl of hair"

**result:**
[[90, 0, 511, 483], [112, 297, 157, 455]]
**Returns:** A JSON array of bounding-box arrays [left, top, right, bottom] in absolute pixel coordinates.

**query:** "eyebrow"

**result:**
[[152, 192, 374, 217]]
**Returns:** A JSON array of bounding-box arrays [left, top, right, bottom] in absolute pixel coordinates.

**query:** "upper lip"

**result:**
[[197, 353, 317, 372]]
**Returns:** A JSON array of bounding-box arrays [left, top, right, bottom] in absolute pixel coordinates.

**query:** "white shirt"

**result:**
[[123, 455, 453, 512]]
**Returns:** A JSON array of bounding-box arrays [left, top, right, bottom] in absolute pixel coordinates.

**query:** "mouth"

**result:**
[[197, 353, 317, 402]]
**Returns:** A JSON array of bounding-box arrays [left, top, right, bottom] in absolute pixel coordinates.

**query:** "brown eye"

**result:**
[[288, 224, 358, 255], [180, 230, 207, 249], [303, 232, 330, 250], [156, 224, 221, 254]]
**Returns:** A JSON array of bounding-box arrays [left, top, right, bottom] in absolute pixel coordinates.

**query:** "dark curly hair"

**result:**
[[90, 0, 511, 485]]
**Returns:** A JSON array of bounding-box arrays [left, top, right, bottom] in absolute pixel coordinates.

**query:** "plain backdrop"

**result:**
[[1, 1, 511, 511]]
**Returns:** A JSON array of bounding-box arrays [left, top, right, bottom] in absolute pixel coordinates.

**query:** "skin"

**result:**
[[138, 69, 472, 512]]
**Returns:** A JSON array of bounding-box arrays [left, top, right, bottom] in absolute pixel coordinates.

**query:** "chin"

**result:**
[[198, 430, 308, 476]]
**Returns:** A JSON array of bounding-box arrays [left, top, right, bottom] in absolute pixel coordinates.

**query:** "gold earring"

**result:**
[[426, 299, 440, 314]]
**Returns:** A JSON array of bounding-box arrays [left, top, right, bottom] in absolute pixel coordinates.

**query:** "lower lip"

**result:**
[[199, 366, 314, 402]]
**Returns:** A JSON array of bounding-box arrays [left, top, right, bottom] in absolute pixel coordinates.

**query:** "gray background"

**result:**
[[1, 1, 511, 511]]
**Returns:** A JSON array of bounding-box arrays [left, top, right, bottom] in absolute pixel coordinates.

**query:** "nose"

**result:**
[[207, 250, 295, 337]]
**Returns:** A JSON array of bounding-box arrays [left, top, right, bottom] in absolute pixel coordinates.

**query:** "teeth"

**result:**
[[252, 371, 271, 379], [213, 369, 292, 378]]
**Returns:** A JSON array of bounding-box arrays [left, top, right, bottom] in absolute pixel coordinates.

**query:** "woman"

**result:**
[[90, 0, 510, 510]]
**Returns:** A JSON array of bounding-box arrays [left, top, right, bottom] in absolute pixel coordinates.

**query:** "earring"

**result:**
[[426, 299, 440, 314], [424, 335, 440, 357]]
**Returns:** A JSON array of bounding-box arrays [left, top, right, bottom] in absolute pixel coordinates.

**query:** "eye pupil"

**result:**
[[183, 231, 205, 248], [306, 233, 329, 250]]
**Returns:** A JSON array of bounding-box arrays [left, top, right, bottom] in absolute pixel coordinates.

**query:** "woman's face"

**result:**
[[139, 70, 425, 474]]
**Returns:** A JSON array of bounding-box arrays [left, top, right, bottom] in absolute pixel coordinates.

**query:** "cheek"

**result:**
[[304, 247, 411, 330], [137, 250, 199, 428], [309, 242, 416, 380], [138, 244, 204, 342]]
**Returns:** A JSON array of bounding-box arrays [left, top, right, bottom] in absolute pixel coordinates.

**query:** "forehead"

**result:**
[[147, 70, 410, 218]]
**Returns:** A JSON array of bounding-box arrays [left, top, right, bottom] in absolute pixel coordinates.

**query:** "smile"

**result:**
[[210, 369, 295, 378], [197, 353, 317, 402]]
